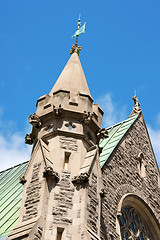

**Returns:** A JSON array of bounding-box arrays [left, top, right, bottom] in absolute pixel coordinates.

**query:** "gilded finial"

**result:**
[[130, 92, 142, 116], [70, 15, 86, 55]]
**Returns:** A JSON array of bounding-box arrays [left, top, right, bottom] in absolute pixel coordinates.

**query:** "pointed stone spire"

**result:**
[[49, 52, 91, 98]]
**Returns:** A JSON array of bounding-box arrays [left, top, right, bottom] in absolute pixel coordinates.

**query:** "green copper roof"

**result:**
[[99, 114, 139, 168], [0, 161, 28, 238]]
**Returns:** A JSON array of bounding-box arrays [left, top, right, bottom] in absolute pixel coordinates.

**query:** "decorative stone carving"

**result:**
[[29, 113, 41, 128], [60, 136, 78, 151], [130, 95, 142, 116], [72, 172, 89, 184], [82, 111, 93, 124], [25, 133, 33, 145], [65, 122, 76, 130], [19, 175, 27, 185], [44, 123, 54, 132], [70, 44, 82, 56], [97, 128, 108, 143], [43, 166, 59, 182], [53, 104, 63, 117], [119, 207, 152, 240]]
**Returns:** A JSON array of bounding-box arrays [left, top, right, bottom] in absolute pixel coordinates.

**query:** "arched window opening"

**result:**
[[120, 206, 151, 240], [116, 194, 160, 240]]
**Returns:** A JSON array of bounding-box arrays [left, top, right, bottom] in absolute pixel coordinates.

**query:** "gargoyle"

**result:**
[[83, 111, 93, 124], [72, 172, 90, 184], [97, 128, 108, 143], [53, 104, 63, 117], [43, 166, 59, 182], [25, 133, 33, 145], [19, 175, 27, 185], [29, 113, 41, 128]]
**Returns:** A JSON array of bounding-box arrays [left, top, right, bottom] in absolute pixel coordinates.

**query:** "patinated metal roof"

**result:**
[[0, 161, 28, 239], [99, 114, 139, 168], [0, 115, 139, 238]]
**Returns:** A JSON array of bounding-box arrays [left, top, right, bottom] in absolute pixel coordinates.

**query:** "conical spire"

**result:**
[[49, 52, 91, 98]]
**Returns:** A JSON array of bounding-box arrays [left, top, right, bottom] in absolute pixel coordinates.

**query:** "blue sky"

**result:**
[[0, 0, 160, 170]]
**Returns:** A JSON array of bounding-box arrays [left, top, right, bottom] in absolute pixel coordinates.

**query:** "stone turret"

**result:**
[[8, 50, 106, 240]]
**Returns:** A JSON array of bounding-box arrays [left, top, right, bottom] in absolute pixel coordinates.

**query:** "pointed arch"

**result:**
[[116, 193, 160, 240]]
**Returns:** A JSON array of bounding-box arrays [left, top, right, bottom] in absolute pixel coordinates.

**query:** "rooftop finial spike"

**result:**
[[70, 15, 86, 56], [130, 93, 142, 116]]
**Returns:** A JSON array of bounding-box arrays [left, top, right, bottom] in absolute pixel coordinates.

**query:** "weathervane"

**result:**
[[70, 14, 86, 55]]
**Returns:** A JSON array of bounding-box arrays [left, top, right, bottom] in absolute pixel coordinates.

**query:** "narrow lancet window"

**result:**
[[137, 152, 146, 178], [56, 228, 64, 240], [64, 152, 71, 171]]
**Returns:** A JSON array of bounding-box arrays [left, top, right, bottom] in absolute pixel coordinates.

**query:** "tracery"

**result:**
[[120, 206, 152, 240]]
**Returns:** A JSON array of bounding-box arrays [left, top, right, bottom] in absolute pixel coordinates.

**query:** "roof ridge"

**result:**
[[0, 161, 29, 174], [106, 114, 139, 130]]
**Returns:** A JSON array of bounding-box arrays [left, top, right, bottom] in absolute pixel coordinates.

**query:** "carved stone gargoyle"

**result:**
[[82, 111, 93, 124], [25, 133, 33, 145], [72, 172, 90, 184], [19, 175, 27, 185], [53, 104, 63, 117], [25, 113, 41, 145], [97, 128, 108, 143], [43, 166, 59, 182], [29, 113, 41, 128]]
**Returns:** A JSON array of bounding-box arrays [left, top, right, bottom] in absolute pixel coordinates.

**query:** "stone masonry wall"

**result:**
[[51, 172, 74, 225], [23, 163, 42, 221], [87, 172, 99, 235], [100, 116, 160, 240]]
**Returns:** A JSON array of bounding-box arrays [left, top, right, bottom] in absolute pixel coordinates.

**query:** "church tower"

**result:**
[[6, 18, 160, 240], [8, 22, 106, 240]]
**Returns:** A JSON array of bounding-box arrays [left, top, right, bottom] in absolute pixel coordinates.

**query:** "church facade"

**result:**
[[0, 44, 160, 240]]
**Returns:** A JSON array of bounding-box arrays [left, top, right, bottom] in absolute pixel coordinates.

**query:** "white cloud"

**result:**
[[147, 126, 160, 169], [0, 107, 32, 171], [0, 132, 31, 171], [97, 93, 127, 127]]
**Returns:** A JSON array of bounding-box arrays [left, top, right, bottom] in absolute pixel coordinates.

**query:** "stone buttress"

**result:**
[[8, 52, 106, 240]]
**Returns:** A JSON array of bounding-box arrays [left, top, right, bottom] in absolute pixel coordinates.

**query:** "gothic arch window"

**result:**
[[120, 206, 151, 240], [117, 194, 160, 240]]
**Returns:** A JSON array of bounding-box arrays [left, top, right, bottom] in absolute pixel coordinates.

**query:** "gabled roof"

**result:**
[[0, 114, 139, 238], [0, 161, 28, 239], [99, 114, 139, 168]]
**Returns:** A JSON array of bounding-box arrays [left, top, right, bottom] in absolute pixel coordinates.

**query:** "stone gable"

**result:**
[[101, 113, 160, 240]]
